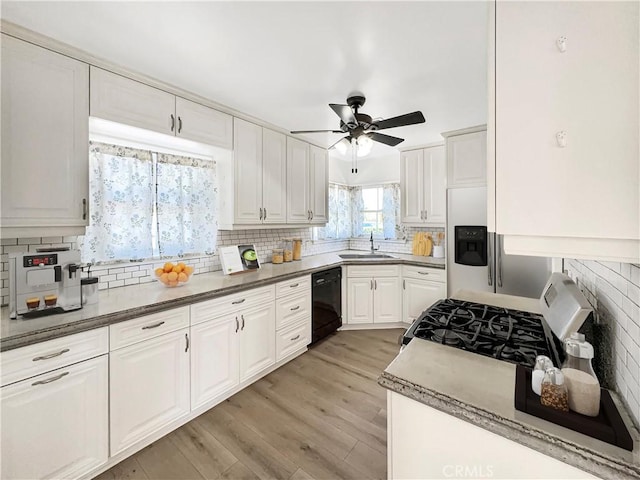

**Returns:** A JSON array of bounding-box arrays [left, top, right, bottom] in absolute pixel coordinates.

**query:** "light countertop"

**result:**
[[379, 290, 640, 479], [1, 250, 444, 351]]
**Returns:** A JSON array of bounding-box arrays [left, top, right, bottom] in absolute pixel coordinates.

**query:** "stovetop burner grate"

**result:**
[[405, 298, 563, 368]]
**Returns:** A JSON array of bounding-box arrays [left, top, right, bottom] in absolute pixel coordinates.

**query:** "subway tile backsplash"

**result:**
[[565, 259, 640, 426], [0, 226, 446, 306]]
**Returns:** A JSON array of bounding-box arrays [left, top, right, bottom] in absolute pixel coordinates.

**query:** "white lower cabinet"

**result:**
[[403, 279, 445, 324], [190, 315, 240, 410], [388, 391, 597, 479], [1, 355, 108, 480], [346, 266, 402, 324], [239, 303, 276, 381], [109, 328, 190, 455]]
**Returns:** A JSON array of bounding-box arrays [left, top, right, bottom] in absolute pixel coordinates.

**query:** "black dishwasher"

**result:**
[[311, 267, 342, 344]]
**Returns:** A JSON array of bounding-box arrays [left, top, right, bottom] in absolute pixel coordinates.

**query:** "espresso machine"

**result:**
[[9, 248, 82, 319]]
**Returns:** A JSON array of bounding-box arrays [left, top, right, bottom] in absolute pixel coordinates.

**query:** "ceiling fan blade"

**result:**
[[368, 132, 404, 147], [290, 129, 344, 134], [329, 104, 357, 128], [372, 111, 425, 131], [328, 136, 351, 150]]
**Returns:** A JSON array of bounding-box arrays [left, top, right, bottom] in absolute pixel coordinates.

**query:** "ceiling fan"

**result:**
[[290, 92, 426, 172]]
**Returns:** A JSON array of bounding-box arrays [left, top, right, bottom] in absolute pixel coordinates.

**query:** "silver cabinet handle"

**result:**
[[185, 333, 189, 352], [263, 208, 267, 220], [497, 235, 503, 288], [259, 207, 263, 220], [232, 298, 245, 305], [311, 210, 314, 220], [178, 116, 183, 133], [289, 283, 299, 288], [142, 321, 165, 330], [32, 371, 69, 386], [82, 198, 87, 220], [290, 334, 300, 341], [488, 233, 494, 287], [290, 305, 300, 311], [33, 348, 70, 362], [424, 210, 428, 220], [417, 271, 429, 275], [235, 316, 239, 333], [374, 279, 377, 289], [307, 210, 311, 220], [241, 314, 245, 331], [403, 279, 406, 290], [370, 279, 373, 290], [170, 114, 175, 132]]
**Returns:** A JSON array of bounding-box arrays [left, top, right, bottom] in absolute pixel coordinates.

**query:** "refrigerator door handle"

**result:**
[[487, 233, 493, 286], [497, 235, 503, 288]]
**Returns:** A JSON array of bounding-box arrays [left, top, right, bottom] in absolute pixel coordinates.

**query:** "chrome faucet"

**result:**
[[370, 232, 378, 253]]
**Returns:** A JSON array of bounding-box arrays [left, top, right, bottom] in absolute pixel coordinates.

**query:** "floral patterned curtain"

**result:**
[[317, 183, 352, 239], [82, 143, 154, 262], [156, 153, 218, 257], [351, 186, 364, 237], [382, 184, 400, 240]]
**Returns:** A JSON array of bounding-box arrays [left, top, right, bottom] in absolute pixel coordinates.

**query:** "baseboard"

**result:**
[[339, 322, 409, 330]]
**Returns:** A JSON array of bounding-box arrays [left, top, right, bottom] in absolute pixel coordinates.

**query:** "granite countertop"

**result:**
[[378, 290, 640, 479], [1, 250, 444, 352]]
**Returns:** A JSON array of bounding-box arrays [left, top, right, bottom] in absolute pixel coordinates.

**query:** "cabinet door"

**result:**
[[90, 67, 175, 136], [191, 315, 240, 410], [286, 137, 310, 223], [1, 356, 108, 480], [496, 2, 639, 240], [1, 35, 89, 233], [423, 145, 446, 225], [400, 149, 424, 224], [234, 118, 263, 224], [110, 328, 190, 455], [309, 145, 328, 224], [239, 303, 276, 382], [175, 97, 232, 148], [262, 128, 288, 224], [347, 278, 374, 324], [403, 279, 446, 324], [373, 277, 402, 323], [446, 131, 486, 188]]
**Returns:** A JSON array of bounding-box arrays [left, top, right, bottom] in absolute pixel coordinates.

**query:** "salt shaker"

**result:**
[[531, 355, 554, 396], [540, 367, 569, 412], [561, 333, 601, 416]]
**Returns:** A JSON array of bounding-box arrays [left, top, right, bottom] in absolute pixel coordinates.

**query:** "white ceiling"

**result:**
[[2, 1, 488, 159]]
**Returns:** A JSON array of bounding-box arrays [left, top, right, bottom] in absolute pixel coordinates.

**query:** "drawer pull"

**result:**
[[32, 348, 70, 361], [142, 321, 165, 330], [290, 334, 301, 341], [289, 283, 299, 288], [32, 371, 69, 386], [232, 298, 246, 305], [418, 271, 430, 275], [290, 305, 300, 311]]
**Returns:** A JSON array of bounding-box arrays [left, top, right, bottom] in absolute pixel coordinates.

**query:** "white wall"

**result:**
[[329, 152, 400, 186]]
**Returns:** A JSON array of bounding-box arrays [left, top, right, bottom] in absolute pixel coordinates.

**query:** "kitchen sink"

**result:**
[[339, 254, 396, 259]]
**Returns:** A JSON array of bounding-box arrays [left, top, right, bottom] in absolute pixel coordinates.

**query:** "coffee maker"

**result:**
[[9, 248, 82, 319]]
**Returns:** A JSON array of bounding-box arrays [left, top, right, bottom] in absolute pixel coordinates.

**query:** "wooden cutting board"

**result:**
[[412, 232, 433, 256]]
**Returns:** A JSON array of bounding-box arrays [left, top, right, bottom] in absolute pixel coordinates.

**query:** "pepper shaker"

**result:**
[[540, 367, 569, 412]]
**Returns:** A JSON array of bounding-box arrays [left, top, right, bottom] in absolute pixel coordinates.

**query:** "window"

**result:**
[[361, 187, 384, 235], [353, 184, 400, 239], [81, 142, 218, 263]]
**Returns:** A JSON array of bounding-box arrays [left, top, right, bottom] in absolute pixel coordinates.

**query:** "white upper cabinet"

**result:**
[[1, 35, 89, 238], [287, 137, 311, 223], [400, 144, 446, 226], [90, 67, 232, 149], [234, 118, 264, 224], [490, 1, 639, 262], [309, 145, 328, 224], [444, 128, 486, 188], [175, 96, 233, 148], [261, 128, 288, 224]]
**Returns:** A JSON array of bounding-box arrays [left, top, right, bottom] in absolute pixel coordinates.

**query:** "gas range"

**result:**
[[402, 298, 565, 368]]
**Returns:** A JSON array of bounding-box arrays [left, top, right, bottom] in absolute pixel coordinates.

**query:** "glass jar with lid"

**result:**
[[561, 333, 601, 416], [292, 238, 302, 261], [272, 248, 284, 264], [282, 239, 293, 262]]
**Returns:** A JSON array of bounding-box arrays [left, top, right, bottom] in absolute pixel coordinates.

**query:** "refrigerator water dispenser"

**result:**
[[454, 226, 488, 267]]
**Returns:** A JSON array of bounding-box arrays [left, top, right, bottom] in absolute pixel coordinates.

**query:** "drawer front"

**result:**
[[110, 307, 190, 351], [347, 265, 400, 278], [403, 265, 446, 283], [191, 285, 275, 326], [276, 292, 311, 330], [276, 318, 310, 362], [1, 327, 108, 387], [275, 275, 311, 299]]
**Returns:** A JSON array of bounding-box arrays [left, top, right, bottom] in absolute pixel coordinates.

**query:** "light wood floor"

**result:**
[[96, 328, 403, 480]]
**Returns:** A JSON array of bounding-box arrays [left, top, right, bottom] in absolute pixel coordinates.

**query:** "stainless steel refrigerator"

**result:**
[[447, 187, 552, 298]]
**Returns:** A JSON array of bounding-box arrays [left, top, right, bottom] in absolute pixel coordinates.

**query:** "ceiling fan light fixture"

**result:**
[[335, 138, 349, 155], [356, 135, 373, 157]]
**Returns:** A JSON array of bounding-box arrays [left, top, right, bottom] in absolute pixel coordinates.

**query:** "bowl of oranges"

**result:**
[[155, 262, 195, 287]]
